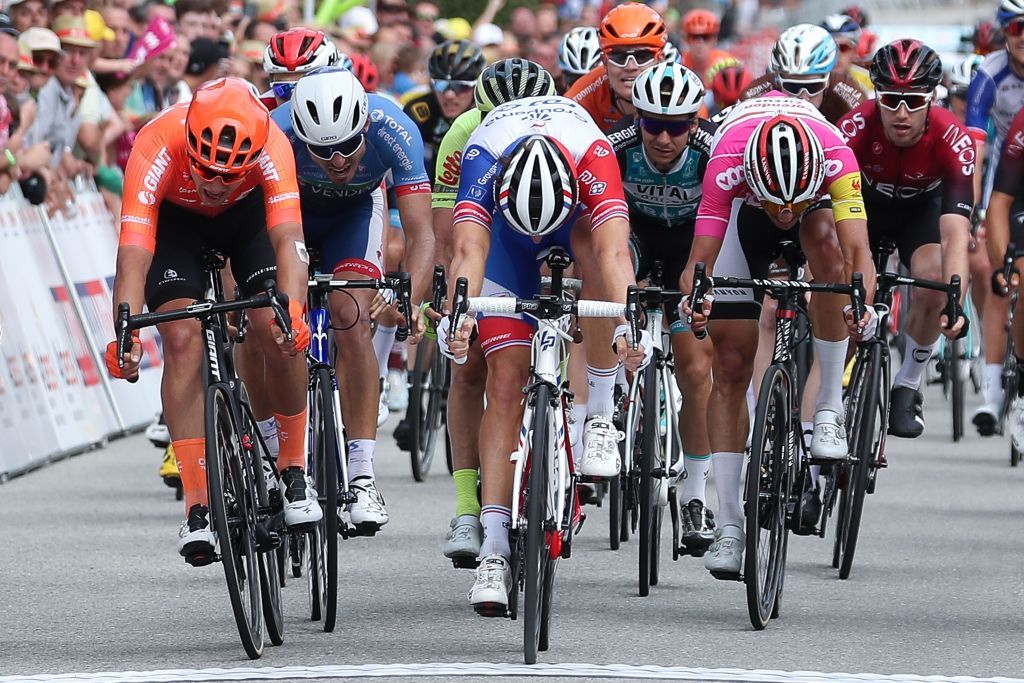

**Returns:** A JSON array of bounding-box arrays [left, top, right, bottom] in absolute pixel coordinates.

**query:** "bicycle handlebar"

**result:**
[[306, 272, 413, 341], [463, 296, 626, 318]]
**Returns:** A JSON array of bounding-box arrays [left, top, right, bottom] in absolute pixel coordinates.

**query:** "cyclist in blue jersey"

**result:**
[[607, 62, 719, 553], [271, 67, 435, 533], [967, 0, 1024, 433]]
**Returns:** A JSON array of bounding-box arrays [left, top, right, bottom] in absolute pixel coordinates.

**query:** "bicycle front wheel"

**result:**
[[309, 367, 340, 631], [745, 365, 791, 630], [205, 385, 263, 659], [523, 385, 551, 665], [408, 343, 441, 481], [949, 340, 965, 442]]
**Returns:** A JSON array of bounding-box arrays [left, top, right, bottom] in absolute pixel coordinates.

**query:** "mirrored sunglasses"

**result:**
[[876, 90, 932, 112], [777, 76, 829, 97], [190, 160, 247, 183], [605, 48, 658, 68], [1005, 18, 1024, 37], [431, 78, 475, 94], [307, 134, 364, 161]]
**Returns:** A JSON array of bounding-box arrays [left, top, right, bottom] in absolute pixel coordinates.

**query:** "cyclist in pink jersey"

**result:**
[[681, 92, 875, 577]]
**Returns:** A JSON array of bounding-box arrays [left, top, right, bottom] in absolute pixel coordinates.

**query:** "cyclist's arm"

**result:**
[[938, 122, 978, 301], [433, 207, 454, 268], [261, 128, 307, 305], [988, 121, 1024, 266], [987, 190, 1014, 268], [966, 72, 995, 205], [432, 117, 474, 270], [449, 143, 499, 301], [827, 171, 875, 300], [449, 219, 490, 300]]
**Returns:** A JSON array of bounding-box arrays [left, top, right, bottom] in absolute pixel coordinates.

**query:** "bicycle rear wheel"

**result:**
[[308, 367, 340, 631], [607, 470, 621, 550], [836, 346, 880, 579], [745, 365, 791, 630], [523, 385, 551, 665], [409, 344, 446, 481], [205, 385, 263, 659]]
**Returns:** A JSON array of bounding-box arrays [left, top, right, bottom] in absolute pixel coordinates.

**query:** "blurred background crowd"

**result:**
[[0, 0, 1001, 217]]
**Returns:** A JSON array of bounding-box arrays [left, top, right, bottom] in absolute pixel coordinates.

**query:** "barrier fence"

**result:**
[[0, 180, 163, 480]]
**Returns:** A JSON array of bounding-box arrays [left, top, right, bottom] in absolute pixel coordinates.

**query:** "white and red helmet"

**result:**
[[263, 27, 340, 76]]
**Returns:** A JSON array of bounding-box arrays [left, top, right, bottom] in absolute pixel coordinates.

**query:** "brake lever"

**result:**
[[450, 277, 470, 366], [945, 275, 969, 340], [396, 272, 413, 342], [851, 272, 866, 332], [689, 262, 709, 341], [267, 285, 292, 342], [625, 285, 641, 351], [116, 302, 139, 384]]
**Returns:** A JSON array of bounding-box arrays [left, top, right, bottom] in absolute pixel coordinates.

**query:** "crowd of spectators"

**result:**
[[0, 0, 778, 216]]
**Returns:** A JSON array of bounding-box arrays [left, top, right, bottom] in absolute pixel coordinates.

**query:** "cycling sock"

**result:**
[[893, 335, 935, 390], [680, 453, 710, 504], [174, 438, 207, 512], [809, 465, 821, 488], [801, 420, 813, 456], [479, 504, 512, 559], [347, 439, 376, 481], [984, 363, 1003, 405], [586, 364, 617, 418], [453, 468, 481, 518], [275, 410, 308, 470], [373, 325, 397, 381], [256, 417, 280, 459], [711, 451, 744, 528], [813, 337, 849, 414], [570, 404, 587, 466]]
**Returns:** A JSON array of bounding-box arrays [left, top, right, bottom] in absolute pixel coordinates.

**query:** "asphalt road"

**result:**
[[1, 383, 1023, 682]]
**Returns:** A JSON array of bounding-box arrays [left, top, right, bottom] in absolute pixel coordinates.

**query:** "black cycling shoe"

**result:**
[[798, 486, 822, 534], [394, 418, 413, 452], [888, 386, 924, 438], [678, 498, 715, 555]]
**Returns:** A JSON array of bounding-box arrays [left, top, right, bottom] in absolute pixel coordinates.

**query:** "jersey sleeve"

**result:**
[[452, 144, 499, 229], [380, 104, 431, 197], [432, 117, 474, 210], [937, 116, 976, 218], [966, 70, 996, 142], [816, 121, 866, 222], [119, 118, 177, 253], [575, 139, 629, 230], [994, 111, 1024, 196], [694, 148, 744, 239], [259, 125, 303, 228]]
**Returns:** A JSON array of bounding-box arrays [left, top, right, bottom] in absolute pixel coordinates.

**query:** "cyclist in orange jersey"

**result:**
[[679, 9, 734, 86]]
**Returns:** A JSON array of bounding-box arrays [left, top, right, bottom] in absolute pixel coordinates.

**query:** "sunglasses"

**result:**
[[605, 48, 658, 68], [32, 53, 58, 70], [762, 199, 811, 219], [687, 33, 714, 42], [876, 89, 932, 112], [271, 81, 296, 100], [416, 11, 438, 20], [190, 160, 247, 183], [777, 76, 829, 97], [432, 78, 474, 94], [638, 115, 694, 137], [307, 134, 364, 161], [1005, 17, 1024, 37]]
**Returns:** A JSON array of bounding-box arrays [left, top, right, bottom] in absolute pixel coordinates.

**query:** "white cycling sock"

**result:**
[[680, 453, 710, 504], [479, 504, 511, 559], [813, 337, 849, 414], [711, 451, 744, 528], [347, 439, 376, 482], [257, 418, 280, 459], [373, 325, 397, 381], [893, 334, 935, 390], [586, 365, 617, 418], [984, 363, 1004, 406], [570, 403, 587, 467]]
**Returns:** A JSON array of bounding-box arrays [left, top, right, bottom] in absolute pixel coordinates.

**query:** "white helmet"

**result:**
[[770, 24, 838, 76], [496, 135, 579, 237], [999, 0, 1024, 24], [631, 62, 705, 116], [558, 27, 602, 76], [744, 115, 825, 205], [290, 67, 368, 146], [948, 53, 984, 89]]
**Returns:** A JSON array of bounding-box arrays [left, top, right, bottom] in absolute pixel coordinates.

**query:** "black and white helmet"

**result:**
[[558, 27, 602, 76], [474, 59, 555, 113], [496, 135, 579, 237], [631, 62, 705, 116]]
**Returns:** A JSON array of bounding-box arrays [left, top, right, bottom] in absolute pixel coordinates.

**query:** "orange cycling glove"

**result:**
[[272, 298, 309, 352], [105, 333, 140, 379]]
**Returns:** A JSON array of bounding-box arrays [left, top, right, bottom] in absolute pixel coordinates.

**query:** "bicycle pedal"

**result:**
[[349, 522, 381, 537], [184, 550, 217, 568], [161, 475, 181, 489], [451, 556, 480, 570], [809, 455, 851, 466], [676, 545, 708, 558], [708, 569, 742, 582], [472, 602, 508, 618], [338, 490, 358, 506]]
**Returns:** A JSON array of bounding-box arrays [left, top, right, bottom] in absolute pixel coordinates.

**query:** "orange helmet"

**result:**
[[683, 9, 720, 36], [185, 78, 270, 175], [598, 2, 667, 52]]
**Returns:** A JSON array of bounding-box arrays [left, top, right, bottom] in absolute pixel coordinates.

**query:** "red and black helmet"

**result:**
[[263, 28, 339, 76], [972, 20, 1005, 55], [347, 53, 380, 92], [711, 63, 752, 108], [869, 39, 943, 91], [841, 5, 868, 28]]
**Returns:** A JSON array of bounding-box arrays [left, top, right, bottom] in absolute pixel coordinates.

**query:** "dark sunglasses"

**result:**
[[32, 53, 58, 70], [605, 48, 658, 68], [777, 76, 829, 97], [432, 78, 474, 94], [307, 134, 364, 161], [190, 161, 247, 183], [1006, 18, 1024, 37], [638, 115, 694, 137], [271, 81, 295, 100], [876, 90, 932, 112]]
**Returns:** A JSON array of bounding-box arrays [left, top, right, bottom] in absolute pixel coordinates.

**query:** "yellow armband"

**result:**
[[828, 172, 867, 222]]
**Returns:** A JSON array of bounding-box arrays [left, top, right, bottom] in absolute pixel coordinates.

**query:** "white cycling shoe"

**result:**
[[469, 554, 510, 616], [387, 368, 409, 412], [578, 416, 622, 478], [810, 408, 848, 460], [704, 524, 744, 576], [178, 505, 216, 566], [280, 467, 323, 529], [443, 515, 482, 560], [377, 380, 389, 427], [349, 477, 389, 532]]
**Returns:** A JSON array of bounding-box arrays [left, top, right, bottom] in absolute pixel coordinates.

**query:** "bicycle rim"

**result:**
[[311, 368, 340, 631], [839, 348, 880, 580], [408, 344, 431, 481], [205, 385, 263, 659], [523, 385, 550, 665], [745, 366, 789, 630]]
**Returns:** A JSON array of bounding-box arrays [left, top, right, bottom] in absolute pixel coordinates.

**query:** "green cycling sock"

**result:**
[[452, 468, 481, 518]]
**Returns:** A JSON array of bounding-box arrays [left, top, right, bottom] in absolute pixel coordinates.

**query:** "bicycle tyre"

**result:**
[[309, 367, 340, 631], [745, 365, 791, 630], [638, 361, 658, 597], [608, 469, 621, 550], [523, 384, 551, 665], [1000, 332, 1018, 435], [205, 384, 263, 659], [950, 341, 965, 442], [538, 543, 558, 652], [837, 346, 880, 579], [409, 344, 443, 481]]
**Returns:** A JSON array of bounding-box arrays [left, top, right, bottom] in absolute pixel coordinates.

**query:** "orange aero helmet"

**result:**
[[683, 8, 720, 36], [185, 78, 270, 174], [598, 2, 667, 52]]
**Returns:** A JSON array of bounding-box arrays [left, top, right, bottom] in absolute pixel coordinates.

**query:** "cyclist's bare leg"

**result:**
[[1013, 256, 1024, 353], [968, 228, 989, 326], [448, 344, 485, 519], [672, 330, 712, 503]]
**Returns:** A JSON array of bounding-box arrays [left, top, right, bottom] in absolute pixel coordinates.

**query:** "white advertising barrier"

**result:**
[[0, 184, 162, 478]]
